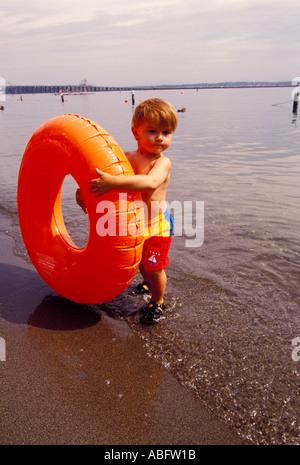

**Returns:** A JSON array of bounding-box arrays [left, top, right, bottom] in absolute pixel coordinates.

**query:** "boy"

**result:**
[[88, 98, 178, 324]]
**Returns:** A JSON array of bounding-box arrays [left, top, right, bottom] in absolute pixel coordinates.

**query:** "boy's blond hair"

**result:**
[[132, 98, 178, 132]]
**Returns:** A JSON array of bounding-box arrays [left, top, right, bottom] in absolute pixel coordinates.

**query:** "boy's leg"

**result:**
[[139, 269, 167, 325], [130, 262, 151, 295], [139, 235, 171, 299], [146, 269, 167, 304], [139, 262, 148, 284], [139, 262, 166, 303]]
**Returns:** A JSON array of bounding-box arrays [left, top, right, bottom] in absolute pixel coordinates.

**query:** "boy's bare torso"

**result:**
[[125, 150, 170, 218]]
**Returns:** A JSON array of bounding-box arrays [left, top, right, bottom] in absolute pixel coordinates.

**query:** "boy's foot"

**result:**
[[130, 281, 151, 295], [140, 301, 166, 325]]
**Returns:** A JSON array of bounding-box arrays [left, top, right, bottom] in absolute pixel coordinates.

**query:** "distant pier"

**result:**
[[5, 83, 295, 95], [5, 85, 123, 95], [6, 84, 182, 95]]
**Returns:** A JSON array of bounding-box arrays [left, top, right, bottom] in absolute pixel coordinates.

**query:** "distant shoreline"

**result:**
[[5, 82, 297, 95]]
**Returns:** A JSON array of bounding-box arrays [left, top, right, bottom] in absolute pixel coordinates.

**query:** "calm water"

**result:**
[[1, 88, 299, 444]]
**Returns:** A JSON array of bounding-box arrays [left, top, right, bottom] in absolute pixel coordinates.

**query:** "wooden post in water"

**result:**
[[293, 91, 299, 114]]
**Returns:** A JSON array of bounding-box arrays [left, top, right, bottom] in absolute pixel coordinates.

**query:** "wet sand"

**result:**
[[0, 230, 250, 445]]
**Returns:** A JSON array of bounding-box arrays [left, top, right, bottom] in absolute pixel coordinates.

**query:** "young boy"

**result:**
[[88, 98, 178, 324]]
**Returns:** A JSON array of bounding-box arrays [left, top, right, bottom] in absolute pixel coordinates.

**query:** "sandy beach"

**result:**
[[0, 225, 251, 446]]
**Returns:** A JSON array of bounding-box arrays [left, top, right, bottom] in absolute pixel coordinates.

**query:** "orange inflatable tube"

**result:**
[[17, 114, 144, 304]]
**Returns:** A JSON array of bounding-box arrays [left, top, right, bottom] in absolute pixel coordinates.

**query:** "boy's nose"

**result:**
[[156, 133, 163, 141]]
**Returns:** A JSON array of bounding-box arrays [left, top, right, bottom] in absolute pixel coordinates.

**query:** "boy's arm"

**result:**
[[88, 157, 171, 197]]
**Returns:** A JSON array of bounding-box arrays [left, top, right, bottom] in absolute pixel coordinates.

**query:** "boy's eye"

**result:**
[[147, 129, 171, 135]]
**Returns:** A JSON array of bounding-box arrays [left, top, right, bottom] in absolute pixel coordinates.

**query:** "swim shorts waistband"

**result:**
[[144, 208, 173, 238]]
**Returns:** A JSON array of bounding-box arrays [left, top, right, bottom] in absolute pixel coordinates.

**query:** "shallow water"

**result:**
[[1, 88, 299, 444]]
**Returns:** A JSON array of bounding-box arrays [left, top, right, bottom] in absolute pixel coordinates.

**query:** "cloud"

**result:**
[[0, 0, 183, 32], [0, 2, 97, 33], [1, 0, 300, 85]]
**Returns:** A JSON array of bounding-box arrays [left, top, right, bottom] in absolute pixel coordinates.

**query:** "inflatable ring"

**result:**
[[17, 114, 144, 304]]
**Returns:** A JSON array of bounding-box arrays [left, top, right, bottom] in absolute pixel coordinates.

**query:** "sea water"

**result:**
[[0, 87, 299, 444]]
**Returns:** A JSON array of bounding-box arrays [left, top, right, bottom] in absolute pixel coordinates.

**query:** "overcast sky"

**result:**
[[1, 0, 299, 86]]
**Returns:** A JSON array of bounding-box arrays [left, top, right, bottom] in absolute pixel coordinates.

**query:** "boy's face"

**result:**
[[132, 118, 173, 155]]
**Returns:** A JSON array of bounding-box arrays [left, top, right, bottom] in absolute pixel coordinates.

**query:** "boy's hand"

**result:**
[[88, 168, 115, 197]]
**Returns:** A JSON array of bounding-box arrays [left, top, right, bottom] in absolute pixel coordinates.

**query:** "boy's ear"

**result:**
[[131, 125, 139, 140]]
